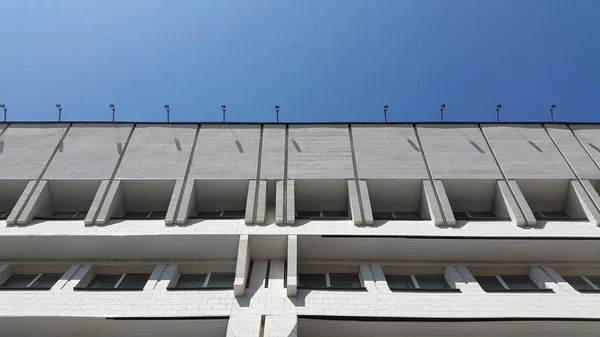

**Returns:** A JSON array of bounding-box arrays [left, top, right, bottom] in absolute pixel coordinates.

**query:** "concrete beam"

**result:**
[[420, 180, 443, 226], [508, 180, 537, 226], [287, 235, 298, 297], [175, 179, 196, 225], [244, 180, 257, 224], [165, 179, 184, 225], [95, 180, 125, 225], [433, 180, 455, 226], [495, 180, 526, 226], [6, 180, 36, 225], [234, 234, 250, 297], [286, 180, 295, 225], [566, 180, 600, 226], [347, 180, 363, 226], [16, 180, 51, 225], [358, 180, 374, 226], [85, 179, 110, 225]]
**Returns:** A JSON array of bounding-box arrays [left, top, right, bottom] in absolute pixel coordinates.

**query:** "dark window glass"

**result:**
[[50, 212, 79, 219], [87, 274, 121, 289], [122, 212, 149, 219], [322, 211, 348, 219], [0, 211, 9, 220], [296, 211, 321, 219], [500, 275, 539, 290], [475, 276, 505, 291], [393, 212, 423, 220], [196, 211, 222, 218], [148, 211, 167, 219], [118, 273, 150, 289], [563, 276, 595, 291], [584, 276, 600, 289], [453, 211, 470, 220], [30, 273, 62, 289], [329, 273, 362, 289], [373, 212, 395, 220], [414, 275, 451, 290], [386, 275, 415, 290], [298, 274, 326, 288], [175, 274, 207, 288], [535, 211, 577, 220], [207, 272, 235, 288], [74, 211, 87, 219], [467, 211, 499, 220], [221, 210, 245, 219], [0, 274, 37, 288]]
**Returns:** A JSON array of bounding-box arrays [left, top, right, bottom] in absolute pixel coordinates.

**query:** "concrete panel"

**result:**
[[545, 124, 600, 179], [352, 125, 428, 179], [418, 124, 502, 179], [44, 123, 132, 179], [482, 124, 574, 179], [287, 125, 354, 179], [234, 234, 250, 296], [189, 125, 260, 179], [116, 125, 197, 179], [260, 125, 286, 179], [0, 124, 67, 179], [570, 125, 600, 171]]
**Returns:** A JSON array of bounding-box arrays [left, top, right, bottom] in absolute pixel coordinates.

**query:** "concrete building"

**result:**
[[0, 121, 600, 336]]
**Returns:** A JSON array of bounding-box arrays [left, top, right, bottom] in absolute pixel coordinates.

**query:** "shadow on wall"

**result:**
[[292, 139, 302, 152], [174, 138, 182, 151], [588, 143, 600, 153], [528, 140, 543, 152]]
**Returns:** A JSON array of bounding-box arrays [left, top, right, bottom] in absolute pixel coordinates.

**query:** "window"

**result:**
[[296, 211, 349, 220], [0, 273, 62, 290], [170, 272, 235, 290], [534, 211, 583, 221], [120, 211, 167, 220], [386, 274, 452, 291], [373, 212, 423, 220], [475, 275, 544, 292], [298, 273, 363, 290], [50, 211, 87, 220], [453, 211, 501, 221], [83, 273, 150, 290], [0, 211, 10, 220], [193, 210, 245, 219], [563, 275, 600, 292]]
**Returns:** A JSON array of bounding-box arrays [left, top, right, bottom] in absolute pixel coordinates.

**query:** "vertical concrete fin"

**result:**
[[0, 264, 11, 285], [359, 265, 376, 292], [287, 234, 298, 297], [234, 234, 250, 297], [6, 180, 37, 225], [95, 180, 124, 225], [347, 179, 363, 226], [269, 260, 285, 289], [85, 179, 110, 225], [16, 180, 51, 225], [53, 264, 81, 290], [165, 179, 184, 225], [285, 180, 295, 225], [275, 180, 285, 225], [581, 180, 600, 223], [255, 180, 267, 224], [245, 180, 258, 224], [347, 125, 366, 225], [144, 264, 167, 290], [171, 124, 201, 226], [495, 180, 526, 226], [444, 266, 467, 291], [67, 264, 93, 289], [567, 180, 600, 226], [507, 180, 537, 226], [433, 180, 455, 226], [176, 179, 196, 225], [369, 265, 389, 292], [421, 180, 443, 226], [156, 264, 178, 290], [358, 180, 374, 226]]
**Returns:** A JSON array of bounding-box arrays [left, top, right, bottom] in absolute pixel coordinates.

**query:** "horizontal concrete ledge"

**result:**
[[298, 316, 600, 322], [5, 121, 600, 126]]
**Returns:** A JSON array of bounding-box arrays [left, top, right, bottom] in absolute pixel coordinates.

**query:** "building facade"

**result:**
[[0, 122, 600, 336]]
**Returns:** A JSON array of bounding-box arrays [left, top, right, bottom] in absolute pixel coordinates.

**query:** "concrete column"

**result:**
[[0, 264, 10, 285], [286, 180, 295, 225], [175, 179, 196, 225], [581, 180, 600, 221], [264, 315, 298, 337], [255, 180, 267, 224], [226, 315, 262, 337], [358, 180, 373, 226], [269, 260, 285, 289], [495, 180, 526, 226], [347, 180, 363, 226], [433, 180, 455, 226], [16, 180, 51, 225], [369, 265, 390, 292], [454, 265, 485, 292], [53, 264, 82, 290], [85, 179, 110, 225], [234, 234, 250, 296], [248, 260, 268, 290], [245, 180, 257, 224], [144, 264, 166, 290], [508, 180, 537, 226], [6, 180, 37, 225], [359, 265, 376, 292], [95, 180, 125, 225], [287, 235, 298, 297], [542, 266, 580, 294], [156, 264, 178, 290], [420, 180, 444, 226], [566, 180, 600, 225], [444, 266, 469, 291], [67, 264, 93, 289], [276, 180, 284, 225], [165, 179, 184, 225], [530, 267, 566, 293]]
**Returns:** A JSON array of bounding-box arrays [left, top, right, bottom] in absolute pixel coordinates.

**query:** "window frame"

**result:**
[[116, 211, 168, 220], [76, 272, 150, 291], [168, 272, 235, 290], [296, 211, 350, 220], [0, 272, 63, 290], [564, 275, 600, 293], [298, 272, 366, 291], [372, 212, 423, 221], [386, 273, 459, 292], [476, 274, 553, 293], [191, 210, 246, 219]]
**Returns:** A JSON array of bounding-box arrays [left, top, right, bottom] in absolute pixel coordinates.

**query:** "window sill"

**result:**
[[298, 286, 367, 291], [389, 288, 461, 293], [167, 287, 234, 291], [73, 287, 145, 291], [483, 289, 554, 293]]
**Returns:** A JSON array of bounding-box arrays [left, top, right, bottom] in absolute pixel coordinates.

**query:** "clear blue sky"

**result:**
[[1, 1, 599, 123]]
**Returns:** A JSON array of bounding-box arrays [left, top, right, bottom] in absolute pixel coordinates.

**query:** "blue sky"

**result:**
[[0, 0, 599, 123]]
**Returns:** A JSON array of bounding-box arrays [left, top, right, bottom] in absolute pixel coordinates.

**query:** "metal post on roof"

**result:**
[[550, 104, 557, 122], [383, 105, 389, 122], [55, 104, 62, 122], [496, 104, 502, 122], [440, 104, 446, 122], [0, 104, 6, 122], [221, 105, 227, 122], [109, 104, 116, 122], [275, 105, 280, 123], [164, 104, 170, 122]]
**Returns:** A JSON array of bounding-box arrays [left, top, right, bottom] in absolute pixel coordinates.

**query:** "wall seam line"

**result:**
[[253, 125, 265, 224], [348, 124, 366, 225], [283, 125, 290, 224]]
